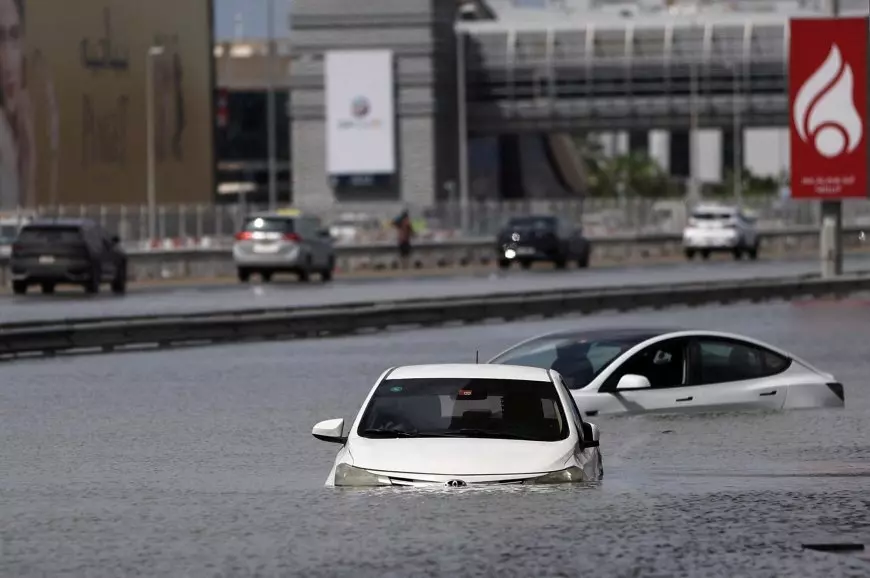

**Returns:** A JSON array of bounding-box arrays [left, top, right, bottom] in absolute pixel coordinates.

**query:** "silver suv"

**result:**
[[232, 211, 335, 283]]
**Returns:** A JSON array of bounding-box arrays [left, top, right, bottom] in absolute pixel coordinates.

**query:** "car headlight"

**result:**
[[525, 466, 589, 484], [334, 463, 392, 487]]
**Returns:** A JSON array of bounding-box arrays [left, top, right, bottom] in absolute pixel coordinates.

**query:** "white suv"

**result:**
[[682, 204, 759, 260]]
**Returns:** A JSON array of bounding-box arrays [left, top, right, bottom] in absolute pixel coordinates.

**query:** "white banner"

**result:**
[[325, 50, 396, 176]]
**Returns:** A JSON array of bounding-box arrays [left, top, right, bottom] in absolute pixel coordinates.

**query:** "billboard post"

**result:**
[[788, 13, 869, 278]]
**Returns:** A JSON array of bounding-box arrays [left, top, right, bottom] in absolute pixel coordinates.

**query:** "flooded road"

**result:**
[[3, 299, 870, 576]]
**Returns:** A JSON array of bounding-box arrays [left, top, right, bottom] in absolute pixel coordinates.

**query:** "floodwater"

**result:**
[[3, 299, 870, 576]]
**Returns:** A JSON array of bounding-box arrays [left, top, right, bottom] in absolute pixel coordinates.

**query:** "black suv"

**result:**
[[9, 219, 128, 295], [496, 215, 590, 270]]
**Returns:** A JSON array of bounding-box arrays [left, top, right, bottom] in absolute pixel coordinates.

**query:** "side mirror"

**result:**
[[111, 235, 120, 245], [616, 374, 651, 391], [580, 421, 600, 448], [312, 418, 347, 444]]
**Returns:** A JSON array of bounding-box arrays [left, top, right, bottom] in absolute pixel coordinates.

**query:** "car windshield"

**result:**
[[241, 217, 294, 233], [356, 377, 569, 442], [489, 335, 650, 389], [506, 216, 556, 231]]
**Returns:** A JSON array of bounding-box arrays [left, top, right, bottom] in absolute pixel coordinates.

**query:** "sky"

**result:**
[[214, 0, 294, 40]]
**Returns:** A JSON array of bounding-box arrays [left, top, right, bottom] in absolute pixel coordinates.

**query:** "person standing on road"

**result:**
[[394, 209, 414, 269]]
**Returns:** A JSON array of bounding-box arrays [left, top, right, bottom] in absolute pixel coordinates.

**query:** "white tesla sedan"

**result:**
[[487, 327, 844, 416], [311, 363, 603, 487]]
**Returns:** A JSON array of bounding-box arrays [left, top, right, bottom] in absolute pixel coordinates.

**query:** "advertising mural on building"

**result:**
[[324, 49, 396, 181], [789, 17, 868, 199], [0, 0, 214, 208]]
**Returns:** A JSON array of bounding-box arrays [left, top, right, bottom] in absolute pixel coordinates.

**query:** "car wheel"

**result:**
[[577, 253, 590, 268], [498, 259, 511, 270], [12, 280, 27, 295], [684, 249, 695, 260], [732, 247, 743, 260], [748, 243, 759, 260], [700, 250, 711, 260], [297, 259, 311, 282], [84, 266, 101, 294], [554, 257, 567, 269], [41, 282, 55, 294], [321, 257, 335, 282], [261, 271, 273, 282], [520, 260, 532, 270], [111, 266, 127, 295], [237, 268, 251, 283]]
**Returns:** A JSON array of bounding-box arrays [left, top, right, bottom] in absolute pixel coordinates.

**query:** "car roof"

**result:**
[[385, 363, 553, 382], [246, 209, 305, 219]]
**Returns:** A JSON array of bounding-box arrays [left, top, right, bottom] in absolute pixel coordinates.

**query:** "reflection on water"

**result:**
[[3, 301, 870, 576]]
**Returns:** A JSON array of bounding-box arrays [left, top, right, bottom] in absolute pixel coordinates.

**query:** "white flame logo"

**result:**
[[793, 44, 864, 158]]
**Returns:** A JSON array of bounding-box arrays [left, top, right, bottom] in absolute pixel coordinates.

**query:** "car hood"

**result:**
[[347, 437, 574, 476]]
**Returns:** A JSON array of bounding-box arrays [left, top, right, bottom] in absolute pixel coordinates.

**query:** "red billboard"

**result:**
[[789, 17, 868, 199]]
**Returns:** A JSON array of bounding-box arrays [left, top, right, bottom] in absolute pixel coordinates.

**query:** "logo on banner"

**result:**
[[792, 44, 863, 159], [351, 96, 370, 119], [337, 95, 381, 130]]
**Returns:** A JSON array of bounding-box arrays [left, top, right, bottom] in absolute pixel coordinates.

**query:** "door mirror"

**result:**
[[110, 235, 120, 245], [580, 421, 600, 448], [616, 374, 651, 391], [312, 418, 346, 444]]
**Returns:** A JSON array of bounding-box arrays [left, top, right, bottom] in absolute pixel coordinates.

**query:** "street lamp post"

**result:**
[[732, 59, 743, 207], [146, 45, 165, 244], [265, 0, 278, 211]]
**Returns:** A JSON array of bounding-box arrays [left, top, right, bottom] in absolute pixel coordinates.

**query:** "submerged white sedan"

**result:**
[[311, 363, 603, 487], [487, 327, 845, 416]]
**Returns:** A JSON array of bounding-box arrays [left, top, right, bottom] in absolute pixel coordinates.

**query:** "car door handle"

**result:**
[[676, 396, 693, 402], [759, 390, 777, 397]]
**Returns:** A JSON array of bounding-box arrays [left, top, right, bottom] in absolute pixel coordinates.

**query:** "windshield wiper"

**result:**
[[446, 429, 538, 441], [360, 428, 420, 438]]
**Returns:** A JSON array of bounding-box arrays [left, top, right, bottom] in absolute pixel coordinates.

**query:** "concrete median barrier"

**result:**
[[0, 271, 868, 361]]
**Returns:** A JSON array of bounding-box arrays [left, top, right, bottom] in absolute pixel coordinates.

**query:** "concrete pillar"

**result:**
[[669, 131, 690, 178], [721, 129, 744, 181], [628, 131, 649, 156], [498, 134, 524, 199]]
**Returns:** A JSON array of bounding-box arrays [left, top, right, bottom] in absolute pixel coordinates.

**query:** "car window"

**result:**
[[602, 339, 687, 390], [490, 336, 648, 390], [242, 216, 295, 233], [357, 377, 569, 442], [507, 216, 556, 231], [692, 338, 791, 385], [17, 226, 83, 244]]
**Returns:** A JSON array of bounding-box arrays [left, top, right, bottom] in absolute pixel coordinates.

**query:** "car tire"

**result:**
[[237, 268, 251, 283], [12, 280, 26, 295], [84, 266, 100, 294], [520, 260, 532, 270], [41, 282, 55, 294], [684, 249, 695, 260], [700, 250, 711, 260], [111, 265, 127, 295], [554, 257, 567, 269], [321, 257, 335, 282], [297, 259, 311, 282], [577, 253, 590, 268], [498, 259, 510, 270], [748, 243, 759, 260], [732, 247, 743, 260], [261, 271, 273, 282]]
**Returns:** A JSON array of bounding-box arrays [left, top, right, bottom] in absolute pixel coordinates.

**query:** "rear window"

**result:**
[[691, 212, 734, 221], [17, 226, 83, 244], [507, 216, 556, 230], [241, 217, 295, 233]]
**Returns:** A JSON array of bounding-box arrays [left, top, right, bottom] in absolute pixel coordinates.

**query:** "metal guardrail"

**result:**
[[1, 271, 868, 360]]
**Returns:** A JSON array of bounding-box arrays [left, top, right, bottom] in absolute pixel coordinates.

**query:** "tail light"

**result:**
[[283, 232, 301, 242], [235, 231, 253, 241]]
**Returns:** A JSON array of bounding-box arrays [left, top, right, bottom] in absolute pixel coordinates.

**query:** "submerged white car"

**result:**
[[488, 327, 844, 416], [311, 363, 603, 487]]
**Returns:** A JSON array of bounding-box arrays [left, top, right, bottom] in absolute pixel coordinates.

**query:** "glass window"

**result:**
[[17, 226, 83, 244], [507, 216, 557, 231], [241, 217, 295, 234], [490, 335, 649, 389], [693, 338, 791, 385], [356, 377, 569, 442], [602, 339, 687, 391]]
